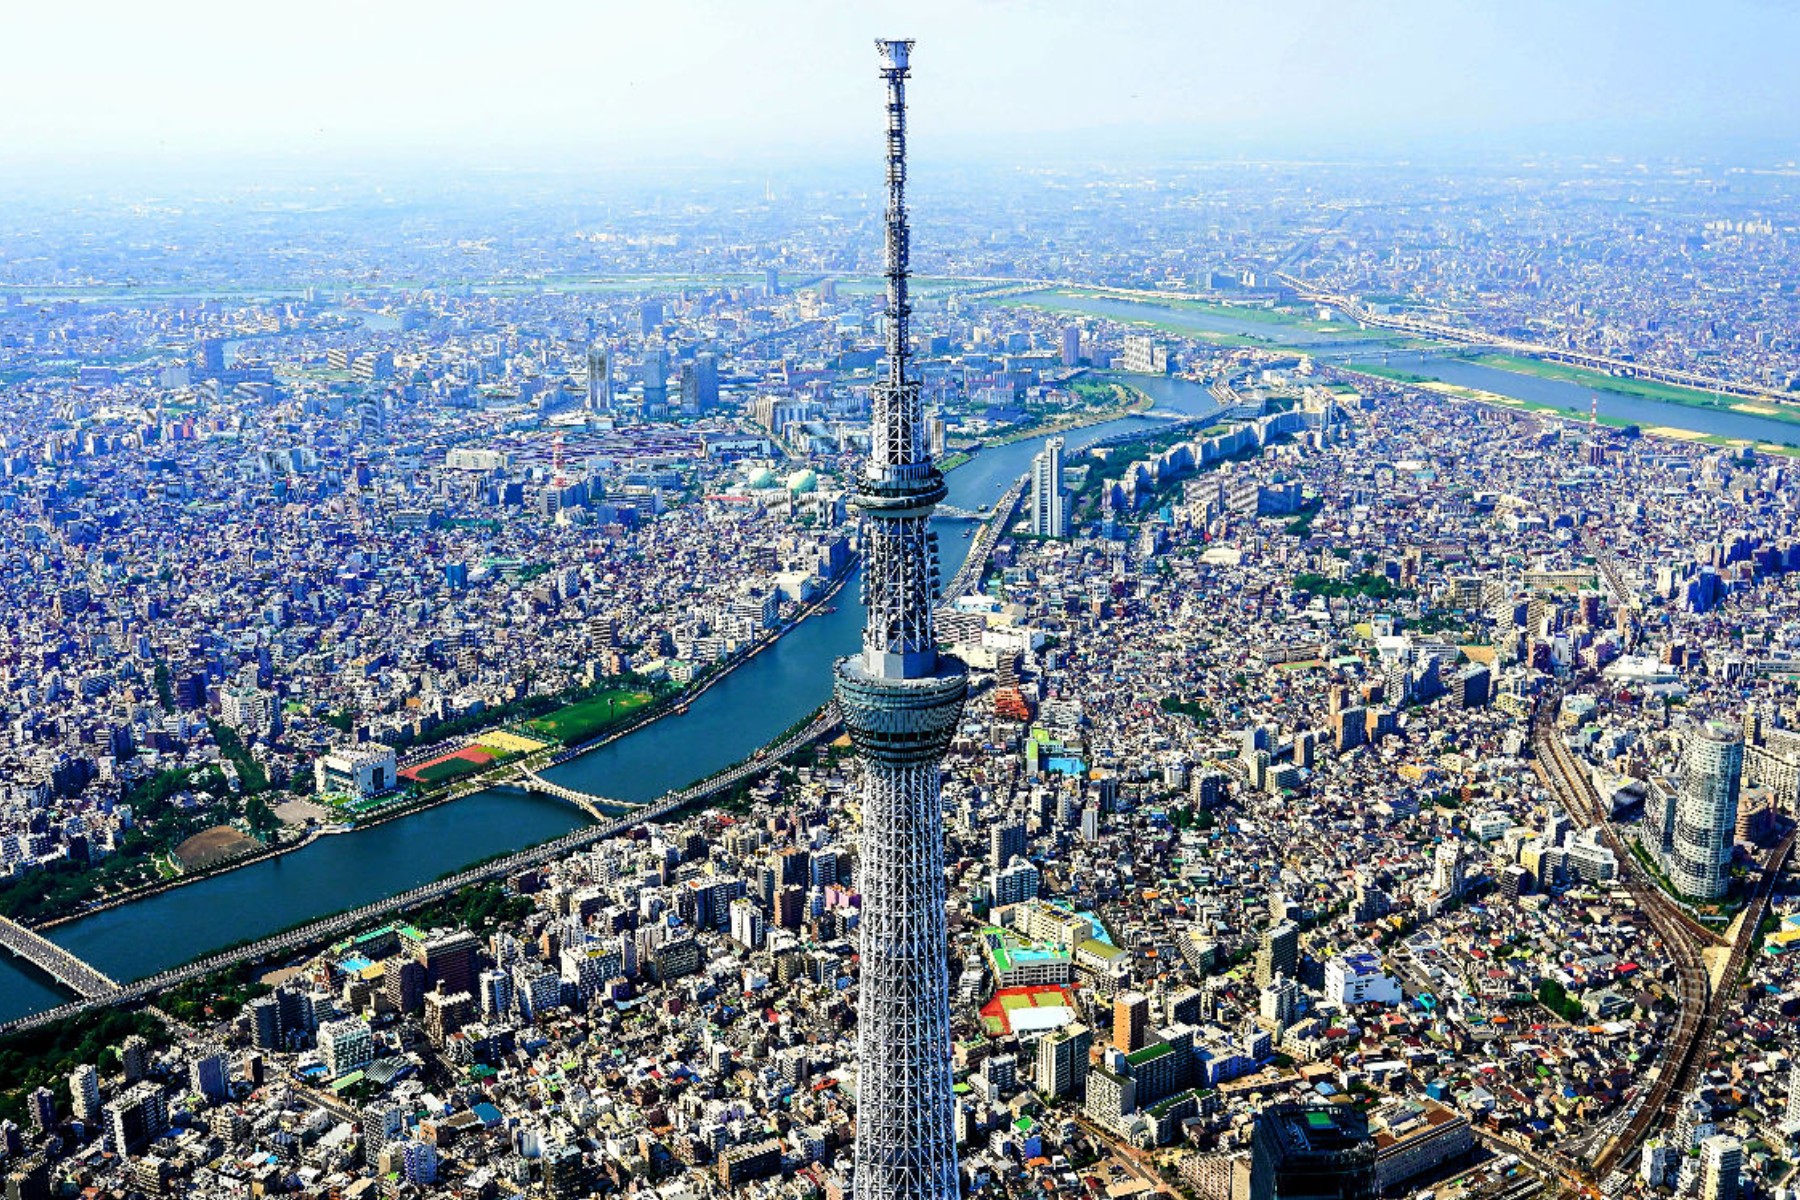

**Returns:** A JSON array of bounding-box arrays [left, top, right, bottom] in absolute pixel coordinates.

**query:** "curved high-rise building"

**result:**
[[1671, 721, 1742, 901], [838, 39, 967, 1200]]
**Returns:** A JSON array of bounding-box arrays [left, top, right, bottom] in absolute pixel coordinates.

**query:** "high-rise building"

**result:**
[[1699, 1135, 1742, 1200], [384, 956, 426, 1015], [642, 346, 669, 412], [1060, 325, 1081, 367], [1671, 722, 1743, 900], [319, 1017, 374, 1078], [364, 1102, 407, 1167], [24, 1087, 55, 1136], [189, 1047, 230, 1103], [1120, 334, 1169, 375], [989, 820, 1026, 869], [1037, 1022, 1091, 1099], [1030, 437, 1068, 537], [1255, 921, 1300, 988], [69, 1064, 100, 1125], [120, 1035, 150, 1084], [103, 1082, 167, 1156], [991, 856, 1041, 908], [586, 343, 611, 413], [729, 896, 765, 949], [1249, 1102, 1378, 1200], [839, 40, 968, 1200], [478, 968, 513, 1020], [416, 929, 480, 997], [1113, 990, 1151, 1053]]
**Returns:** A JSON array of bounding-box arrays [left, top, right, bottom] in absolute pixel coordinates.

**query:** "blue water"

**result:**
[[0, 376, 1222, 1022]]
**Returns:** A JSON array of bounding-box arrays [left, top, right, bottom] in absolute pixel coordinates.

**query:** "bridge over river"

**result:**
[[0, 916, 119, 999], [0, 703, 842, 1035]]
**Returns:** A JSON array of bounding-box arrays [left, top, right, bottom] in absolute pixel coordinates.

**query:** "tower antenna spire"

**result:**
[[838, 38, 967, 1200]]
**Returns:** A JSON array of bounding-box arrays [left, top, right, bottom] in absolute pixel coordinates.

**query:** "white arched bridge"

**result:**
[[512, 769, 630, 821]]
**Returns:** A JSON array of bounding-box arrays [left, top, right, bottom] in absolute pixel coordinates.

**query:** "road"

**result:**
[[0, 915, 119, 998], [0, 704, 842, 1036]]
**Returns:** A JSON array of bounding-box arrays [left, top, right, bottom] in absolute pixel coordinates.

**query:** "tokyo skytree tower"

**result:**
[[836, 38, 968, 1200]]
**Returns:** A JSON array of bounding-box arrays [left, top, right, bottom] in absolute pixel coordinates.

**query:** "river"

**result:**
[[6, 294, 1793, 1024], [1364, 351, 1800, 446], [0, 376, 1221, 1023], [8, 288, 1793, 1021], [1013, 290, 1800, 446]]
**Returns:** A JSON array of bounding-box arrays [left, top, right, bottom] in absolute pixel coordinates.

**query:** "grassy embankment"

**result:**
[[1346, 364, 1800, 458], [1465, 352, 1800, 425], [995, 288, 1415, 350]]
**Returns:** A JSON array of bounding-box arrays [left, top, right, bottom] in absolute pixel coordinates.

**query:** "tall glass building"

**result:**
[[1671, 721, 1743, 901]]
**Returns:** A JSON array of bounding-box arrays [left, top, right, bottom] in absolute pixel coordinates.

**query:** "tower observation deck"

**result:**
[[837, 38, 968, 1200]]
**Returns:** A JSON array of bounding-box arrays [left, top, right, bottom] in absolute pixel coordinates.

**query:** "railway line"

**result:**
[[1531, 693, 1791, 1178]]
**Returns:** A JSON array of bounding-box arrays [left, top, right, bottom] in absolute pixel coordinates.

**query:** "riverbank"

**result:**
[[32, 827, 322, 932], [981, 379, 1156, 449], [1457, 352, 1800, 428], [1340, 367, 1800, 458], [18, 558, 862, 935]]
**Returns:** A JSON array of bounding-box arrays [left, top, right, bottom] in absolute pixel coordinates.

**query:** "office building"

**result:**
[[586, 343, 611, 412], [1671, 722, 1743, 900], [416, 929, 480, 996], [313, 747, 397, 800], [1324, 953, 1402, 1006], [1249, 1102, 1378, 1200], [642, 346, 669, 411], [1369, 1100, 1473, 1192]]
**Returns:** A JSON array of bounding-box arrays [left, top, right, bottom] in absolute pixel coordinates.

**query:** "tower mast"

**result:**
[[838, 38, 967, 1200]]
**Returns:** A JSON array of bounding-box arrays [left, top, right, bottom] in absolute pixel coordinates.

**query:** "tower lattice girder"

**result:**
[[838, 38, 968, 1200]]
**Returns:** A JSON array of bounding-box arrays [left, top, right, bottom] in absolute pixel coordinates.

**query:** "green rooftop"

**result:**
[[1125, 1041, 1176, 1066]]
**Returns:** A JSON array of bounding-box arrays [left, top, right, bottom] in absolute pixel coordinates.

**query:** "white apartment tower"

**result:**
[[1031, 436, 1069, 538]]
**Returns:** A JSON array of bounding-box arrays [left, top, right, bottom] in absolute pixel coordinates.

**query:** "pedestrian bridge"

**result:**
[[513, 770, 633, 821], [0, 915, 118, 1000]]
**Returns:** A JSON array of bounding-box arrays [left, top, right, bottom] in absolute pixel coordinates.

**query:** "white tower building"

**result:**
[[1031, 436, 1068, 537]]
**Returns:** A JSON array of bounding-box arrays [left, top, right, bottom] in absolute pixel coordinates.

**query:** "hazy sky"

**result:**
[[6, 0, 1798, 167]]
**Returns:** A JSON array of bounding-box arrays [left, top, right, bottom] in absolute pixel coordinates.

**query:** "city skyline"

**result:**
[[0, 10, 1797, 1200]]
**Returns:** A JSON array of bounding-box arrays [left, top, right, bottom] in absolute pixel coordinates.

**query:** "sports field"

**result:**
[[525, 687, 654, 744], [400, 746, 496, 785]]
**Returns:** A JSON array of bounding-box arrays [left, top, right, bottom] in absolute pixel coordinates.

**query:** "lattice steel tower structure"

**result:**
[[837, 38, 967, 1200]]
